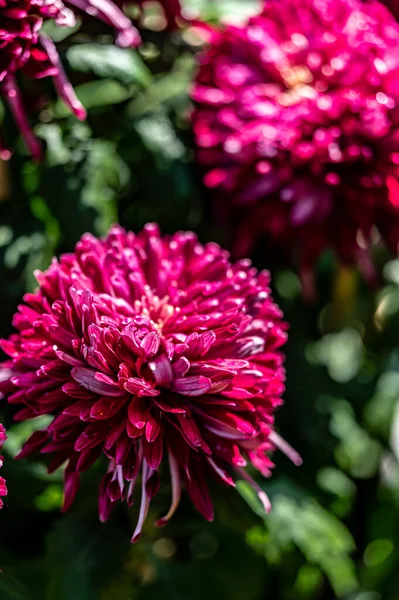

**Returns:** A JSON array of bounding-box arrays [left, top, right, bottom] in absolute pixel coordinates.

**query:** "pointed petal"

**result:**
[[156, 450, 182, 526], [40, 34, 87, 121], [62, 470, 80, 512], [71, 367, 123, 396], [185, 460, 214, 522], [131, 460, 151, 543], [269, 431, 302, 466], [127, 397, 147, 429], [173, 376, 212, 397]]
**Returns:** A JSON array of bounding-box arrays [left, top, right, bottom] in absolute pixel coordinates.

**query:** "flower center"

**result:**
[[133, 286, 176, 333], [279, 64, 316, 107]]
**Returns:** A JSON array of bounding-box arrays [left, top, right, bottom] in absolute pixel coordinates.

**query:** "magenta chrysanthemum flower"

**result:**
[[192, 0, 399, 286], [0, 0, 140, 160], [0, 224, 299, 541], [0, 424, 7, 509]]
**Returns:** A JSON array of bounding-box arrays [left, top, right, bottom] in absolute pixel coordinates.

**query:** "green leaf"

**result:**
[[66, 44, 151, 87], [35, 124, 72, 167], [182, 0, 262, 22], [41, 19, 81, 42], [54, 80, 133, 118], [306, 328, 363, 383], [45, 515, 131, 600], [241, 480, 358, 597], [80, 138, 129, 235], [127, 56, 194, 118], [46, 517, 98, 600], [328, 399, 381, 478], [0, 570, 33, 600], [35, 120, 129, 240], [0, 201, 48, 337], [317, 467, 356, 499]]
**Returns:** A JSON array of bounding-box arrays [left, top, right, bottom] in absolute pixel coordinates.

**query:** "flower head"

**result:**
[[0, 424, 7, 509], [192, 0, 399, 285], [0, 224, 298, 541], [0, 0, 140, 160]]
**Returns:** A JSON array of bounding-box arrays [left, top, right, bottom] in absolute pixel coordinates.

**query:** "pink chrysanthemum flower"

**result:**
[[0, 224, 299, 541], [0, 424, 7, 509], [0, 0, 140, 160], [191, 0, 399, 287]]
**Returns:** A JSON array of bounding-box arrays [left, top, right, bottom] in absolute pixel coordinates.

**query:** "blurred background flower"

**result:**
[[192, 0, 399, 293]]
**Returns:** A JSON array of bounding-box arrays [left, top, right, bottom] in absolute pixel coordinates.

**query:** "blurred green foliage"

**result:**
[[1, 1, 399, 599]]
